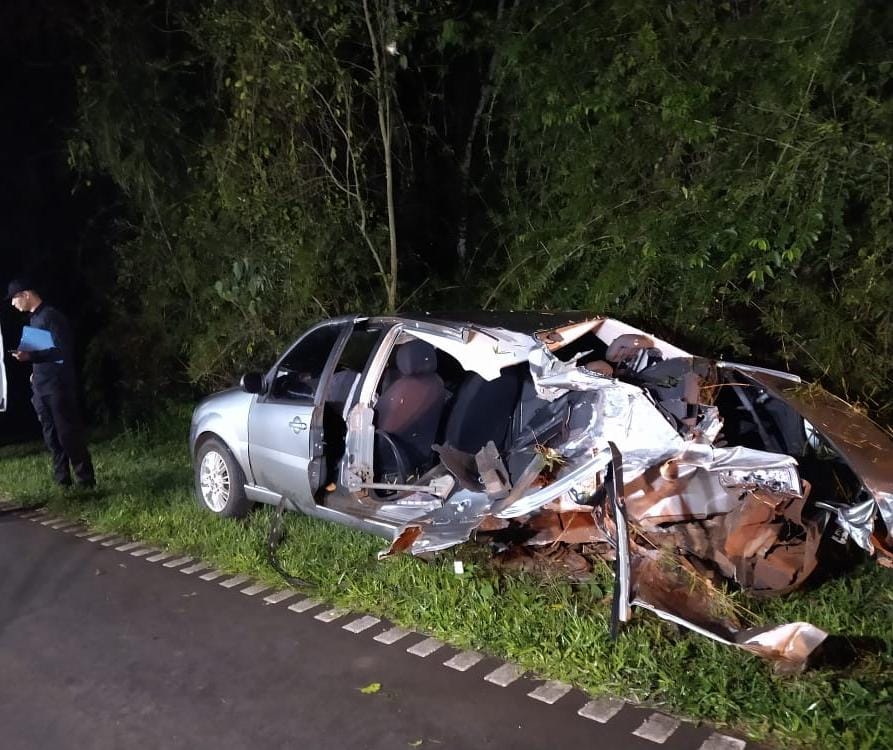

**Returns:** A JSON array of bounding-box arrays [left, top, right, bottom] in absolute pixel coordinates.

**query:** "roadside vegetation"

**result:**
[[58, 0, 893, 421], [1, 408, 890, 750]]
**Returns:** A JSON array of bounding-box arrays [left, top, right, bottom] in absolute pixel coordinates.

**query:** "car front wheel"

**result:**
[[194, 436, 251, 518]]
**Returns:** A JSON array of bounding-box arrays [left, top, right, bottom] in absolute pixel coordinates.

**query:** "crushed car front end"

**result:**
[[368, 315, 892, 670]]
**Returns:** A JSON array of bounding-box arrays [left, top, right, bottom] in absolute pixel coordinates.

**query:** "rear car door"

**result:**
[[247, 320, 351, 505]]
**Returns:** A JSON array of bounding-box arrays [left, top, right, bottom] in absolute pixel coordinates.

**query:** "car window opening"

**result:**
[[272, 323, 343, 402], [321, 325, 383, 493]]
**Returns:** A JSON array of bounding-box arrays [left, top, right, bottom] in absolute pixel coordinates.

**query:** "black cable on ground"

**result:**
[[266, 497, 314, 590]]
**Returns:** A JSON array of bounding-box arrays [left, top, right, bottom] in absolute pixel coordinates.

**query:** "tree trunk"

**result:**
[[364, 0, 399, 312]]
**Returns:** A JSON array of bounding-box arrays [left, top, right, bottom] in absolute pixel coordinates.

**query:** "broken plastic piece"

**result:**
[[475, 441, 512, 500]]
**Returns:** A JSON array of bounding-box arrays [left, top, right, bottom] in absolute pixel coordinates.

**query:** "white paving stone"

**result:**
[[219, 574, 251, 588], [146, 551, 175, 563], [63, 525, 84, 534], [50, 520, 77, 530], [528, 680, 572, 705], [407, 637, 444, 658], [443, 651, 483, 672], [130, 547, 158, 557], [115, 541, 145, 552], [633, 713, 681, 744], [578, 697, 625, 724], [315, 607, 350, 623], [483, 663, 522, 687], [263, 589, 298, 605], [343, 615, 381, 634], [287, 597, 322, 613], [87, 532, 116, 543], [162, 555, 194, 568], [101, 537, 127, 547], [199, 569, 227, 581], [75, 528, 96, 538], [240, 582, 272, 596], [40, 517, 63, 526], [698, 733, 746, 750], [373, 626, 411, 645], [180, 561, 212, 575]]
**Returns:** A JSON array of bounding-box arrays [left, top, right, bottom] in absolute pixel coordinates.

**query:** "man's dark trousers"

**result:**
[[31, 383, 94, 486]]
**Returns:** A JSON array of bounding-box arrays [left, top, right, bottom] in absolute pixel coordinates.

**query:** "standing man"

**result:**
[[6, 277, 95, 488]]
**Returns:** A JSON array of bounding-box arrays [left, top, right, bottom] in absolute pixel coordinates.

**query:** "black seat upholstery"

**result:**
[[441, 364, 524, 454], [326, 368, 359, 412], [375, 340, 446, 472]]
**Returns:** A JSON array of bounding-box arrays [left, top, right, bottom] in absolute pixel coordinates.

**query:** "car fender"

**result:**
[[190, 388, 255, 483]]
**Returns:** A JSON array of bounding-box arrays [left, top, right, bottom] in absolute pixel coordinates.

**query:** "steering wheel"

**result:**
[[373, 429, 408, 486]]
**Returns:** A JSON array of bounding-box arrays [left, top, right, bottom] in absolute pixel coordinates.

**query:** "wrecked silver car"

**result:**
[[189, 312, 893, 669]]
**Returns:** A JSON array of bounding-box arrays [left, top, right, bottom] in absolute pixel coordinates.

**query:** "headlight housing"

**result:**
[[718, 467, 802, 495]]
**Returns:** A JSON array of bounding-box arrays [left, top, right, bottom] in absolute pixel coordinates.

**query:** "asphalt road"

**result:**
[[0, 503, 751, 750]]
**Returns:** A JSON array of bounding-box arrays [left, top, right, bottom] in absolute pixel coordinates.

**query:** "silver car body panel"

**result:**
[[190, 387, 255, 476], [247, 396, 317, 508]]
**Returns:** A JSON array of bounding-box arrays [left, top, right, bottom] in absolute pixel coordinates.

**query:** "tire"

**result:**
[[194, 436, 251, 518]]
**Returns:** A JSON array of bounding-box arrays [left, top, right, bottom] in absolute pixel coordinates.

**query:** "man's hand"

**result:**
[[11, 350, 31, 362]]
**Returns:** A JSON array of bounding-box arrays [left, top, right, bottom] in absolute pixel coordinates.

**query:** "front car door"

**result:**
[[247, 319, 352, 508], [0, 325, 6, 412]]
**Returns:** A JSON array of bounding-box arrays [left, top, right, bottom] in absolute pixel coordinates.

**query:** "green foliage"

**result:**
[[68, 0, 893, 416], [487, 0, 893, 406], [70, 0, 399, 407]]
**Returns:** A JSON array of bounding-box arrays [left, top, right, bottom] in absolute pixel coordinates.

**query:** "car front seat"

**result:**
[[441, 364, 524, 455], [375, 339, 446, 474]]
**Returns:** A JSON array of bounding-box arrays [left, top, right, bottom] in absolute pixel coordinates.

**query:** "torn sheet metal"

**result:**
[[728, 368, 893, 549], [522, 510, 605, 546], [634, 595, 827, 674], [814, 497, 877, 552], [368, 317, 892, 667], [606, 442, 632, 636], [409, 325, 535, 381]]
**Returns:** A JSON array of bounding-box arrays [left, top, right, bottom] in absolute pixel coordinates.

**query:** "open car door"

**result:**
[[0, 325, 6, 413]]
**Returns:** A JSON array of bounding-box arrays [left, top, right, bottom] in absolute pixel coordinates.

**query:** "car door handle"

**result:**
[[289, 416, 308, 434]]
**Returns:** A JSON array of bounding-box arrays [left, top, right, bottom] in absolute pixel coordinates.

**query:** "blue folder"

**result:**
[[18, 326, 63, 363]]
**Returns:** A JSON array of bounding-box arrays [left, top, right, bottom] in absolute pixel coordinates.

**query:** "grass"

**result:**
[[1, 407, 891, 750]]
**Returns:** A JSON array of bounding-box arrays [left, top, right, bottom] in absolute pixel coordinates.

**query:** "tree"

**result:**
[[486, 0, 893, 403]]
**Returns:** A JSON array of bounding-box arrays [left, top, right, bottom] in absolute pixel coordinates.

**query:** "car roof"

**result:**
[[392, 310, 599, 335]]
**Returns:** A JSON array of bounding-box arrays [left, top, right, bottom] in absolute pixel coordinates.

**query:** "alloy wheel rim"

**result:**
[[199, 450, 230, 512]]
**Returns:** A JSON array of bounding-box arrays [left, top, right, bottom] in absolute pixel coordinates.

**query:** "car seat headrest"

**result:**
[[396, 339, 438, 375]]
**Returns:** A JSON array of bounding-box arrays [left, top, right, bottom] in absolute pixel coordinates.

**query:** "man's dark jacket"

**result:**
[[27, 303, 77, 394]]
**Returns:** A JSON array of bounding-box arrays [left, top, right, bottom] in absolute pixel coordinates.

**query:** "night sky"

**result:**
[[1, 1, 111, 443]]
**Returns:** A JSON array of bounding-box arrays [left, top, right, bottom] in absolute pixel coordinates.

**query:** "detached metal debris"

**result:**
[[373, 317, 893, 671]]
